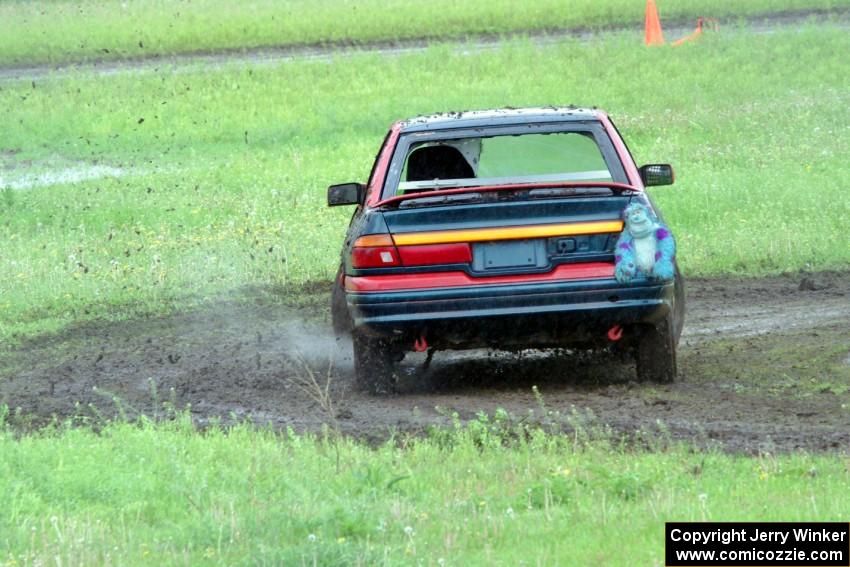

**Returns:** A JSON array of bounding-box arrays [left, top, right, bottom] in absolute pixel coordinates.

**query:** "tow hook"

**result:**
[[414, 334, 428, 352], [607, 325, 624, 342]]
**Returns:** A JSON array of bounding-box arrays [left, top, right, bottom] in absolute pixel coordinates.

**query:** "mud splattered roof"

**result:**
[[398, 106, 600, 132]]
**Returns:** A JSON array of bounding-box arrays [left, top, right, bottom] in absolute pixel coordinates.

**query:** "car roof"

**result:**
[[397, 107, 602, 133]]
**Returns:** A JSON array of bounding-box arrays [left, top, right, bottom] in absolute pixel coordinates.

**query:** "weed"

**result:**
[[1, 186, 13, 211]]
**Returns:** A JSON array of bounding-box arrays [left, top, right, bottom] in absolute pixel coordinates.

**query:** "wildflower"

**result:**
[[506, 506, 515, 518], [404, 526, 414, 537], [698, 493, 708, 503], [307, 533, 317, 543]]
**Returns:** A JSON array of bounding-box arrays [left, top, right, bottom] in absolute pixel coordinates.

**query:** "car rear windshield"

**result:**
[[393, 131, 613, 196]]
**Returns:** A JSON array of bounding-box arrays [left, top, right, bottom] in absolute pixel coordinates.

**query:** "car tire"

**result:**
[[672, 266, 685, 345], [635, 314, 677, 383], [352, 330, 398, 395], [331, 267, 352, 338]]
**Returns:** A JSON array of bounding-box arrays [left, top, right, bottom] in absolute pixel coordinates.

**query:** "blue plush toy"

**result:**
[[614, 203, 675, 283]]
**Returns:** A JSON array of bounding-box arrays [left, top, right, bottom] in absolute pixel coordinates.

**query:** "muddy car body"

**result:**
[[329, 108, 684, 393]]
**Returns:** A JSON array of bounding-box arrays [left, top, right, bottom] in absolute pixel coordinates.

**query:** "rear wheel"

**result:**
[[672, 266, 685, 345], [635, 314, 677, 383], [352, 330, 400, 395]]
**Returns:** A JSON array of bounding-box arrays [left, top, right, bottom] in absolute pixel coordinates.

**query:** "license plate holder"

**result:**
[[472, 239, 547, 272]]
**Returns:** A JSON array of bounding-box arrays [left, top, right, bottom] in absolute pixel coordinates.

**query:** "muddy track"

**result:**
[[1, 271, 848, 453], [2, 8, 848, 83]]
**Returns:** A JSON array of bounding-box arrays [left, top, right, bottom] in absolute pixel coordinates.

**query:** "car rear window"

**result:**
[[396, 132, 613, 196]]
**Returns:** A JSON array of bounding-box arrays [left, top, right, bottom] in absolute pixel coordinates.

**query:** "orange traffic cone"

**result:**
[[644, 0, 665, 46]]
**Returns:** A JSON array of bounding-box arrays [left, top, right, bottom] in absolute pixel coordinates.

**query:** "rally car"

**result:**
[[328, 108, 684, 393]]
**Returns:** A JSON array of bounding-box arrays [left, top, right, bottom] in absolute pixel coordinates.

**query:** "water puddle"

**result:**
[[1, 163, 126, 190]]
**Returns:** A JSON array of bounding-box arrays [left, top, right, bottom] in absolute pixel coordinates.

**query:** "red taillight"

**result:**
[[351, 234, 401, 268], [398, 243, 471, 266], [351, 246, 401, 268], [352, 235, 472, 269]]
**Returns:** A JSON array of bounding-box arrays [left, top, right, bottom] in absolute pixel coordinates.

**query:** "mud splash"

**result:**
[[1, 271, 848, 453]]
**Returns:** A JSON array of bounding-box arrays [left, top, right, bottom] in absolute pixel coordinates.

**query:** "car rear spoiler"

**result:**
[[374, 182, 639, 208]]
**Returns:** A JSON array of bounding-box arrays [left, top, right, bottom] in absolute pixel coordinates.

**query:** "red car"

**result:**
[[329, 108, 684, 393]]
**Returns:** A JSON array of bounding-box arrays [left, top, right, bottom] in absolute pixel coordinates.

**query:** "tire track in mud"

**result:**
[[1, 271, 848, 453], [682, 274, 850, 341]]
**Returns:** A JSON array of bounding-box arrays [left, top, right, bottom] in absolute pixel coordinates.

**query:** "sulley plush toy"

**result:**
[[614, 203, 675, 283]]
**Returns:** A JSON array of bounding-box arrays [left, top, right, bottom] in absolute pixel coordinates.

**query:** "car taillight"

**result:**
[[352, 236, 472, 268], [351, 234, 401, 268], [397, 243, 471, 266]]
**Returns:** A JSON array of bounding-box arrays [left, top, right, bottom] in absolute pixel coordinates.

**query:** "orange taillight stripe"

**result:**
[[391, 220, 623, 246], [353, 234, 395, 247]]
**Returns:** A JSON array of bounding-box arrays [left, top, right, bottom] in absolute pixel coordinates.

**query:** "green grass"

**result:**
[[1, 25, 849, 343], [0, 0, 847, 67], [1, 410, 849, 565]]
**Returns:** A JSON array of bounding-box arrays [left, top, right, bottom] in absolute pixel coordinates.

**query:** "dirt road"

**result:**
[[1, 271, 848, 453]]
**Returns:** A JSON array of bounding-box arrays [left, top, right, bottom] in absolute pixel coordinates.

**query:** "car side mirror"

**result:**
[[639, 164, 674, 187], [327, 182, 365, 206]]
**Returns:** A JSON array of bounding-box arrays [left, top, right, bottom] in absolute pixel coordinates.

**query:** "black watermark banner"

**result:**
[[666, 522, 849, 566]]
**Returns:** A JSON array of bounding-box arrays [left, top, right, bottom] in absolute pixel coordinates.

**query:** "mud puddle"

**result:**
[[1, 270, 848, 453]]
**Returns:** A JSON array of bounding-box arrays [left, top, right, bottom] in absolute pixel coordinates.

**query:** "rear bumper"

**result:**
[[347, 276, 675, 348]]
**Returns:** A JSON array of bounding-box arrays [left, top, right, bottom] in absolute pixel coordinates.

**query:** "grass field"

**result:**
[[1, 25, 849, 343], [2, 7, 850, 564], [1, 0, 847, 67], [2, 409, 849, 565]]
